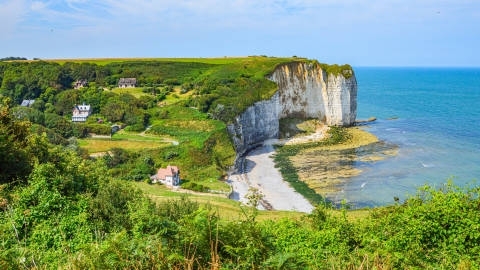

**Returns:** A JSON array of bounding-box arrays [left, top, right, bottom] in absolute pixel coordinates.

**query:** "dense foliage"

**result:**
[[0, 57, 291, 120], [2, 101, 479, 269], [0, 57, 28, 61]]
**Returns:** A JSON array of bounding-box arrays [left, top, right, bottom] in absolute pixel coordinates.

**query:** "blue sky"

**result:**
[[1, 0, 479, 66]]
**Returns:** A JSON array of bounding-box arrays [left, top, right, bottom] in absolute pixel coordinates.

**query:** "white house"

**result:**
[[118, 78, 137, 88], [151, 165, 180, 186], [72, 103, 92, 122]]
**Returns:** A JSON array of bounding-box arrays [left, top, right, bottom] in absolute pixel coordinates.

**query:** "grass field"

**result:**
[[78, 130, 172, 153], [109, 87, 150, 98], [78, 138, 169, 153], [133, 181, 370, 221], [44, 56, 302, 66]]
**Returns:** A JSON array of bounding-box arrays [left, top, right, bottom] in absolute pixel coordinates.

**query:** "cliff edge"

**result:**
[[227, 61, 357, 161]]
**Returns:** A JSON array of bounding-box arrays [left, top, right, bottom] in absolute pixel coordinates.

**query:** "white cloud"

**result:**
[[6, 0, 480, 34]]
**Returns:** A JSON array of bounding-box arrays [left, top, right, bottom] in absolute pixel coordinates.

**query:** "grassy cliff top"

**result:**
[[8, 56, 351, 122], [27, 55, 353, 78]]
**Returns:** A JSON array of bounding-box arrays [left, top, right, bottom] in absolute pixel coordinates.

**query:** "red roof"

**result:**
[[156, 165, 179, 180]]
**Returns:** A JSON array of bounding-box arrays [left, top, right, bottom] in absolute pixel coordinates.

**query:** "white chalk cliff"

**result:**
[[227, 62, 357, 160]]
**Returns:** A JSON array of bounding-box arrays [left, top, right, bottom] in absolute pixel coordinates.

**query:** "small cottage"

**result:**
[[74, 79, 88, 89], [118, 78, 137, 88], [20, 100, 35, 107], [72, 103, 92, 122], [151, 165, 180, 186]]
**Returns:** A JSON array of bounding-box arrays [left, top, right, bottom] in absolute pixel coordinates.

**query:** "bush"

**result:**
[[124, 123, 145, 132], [181, 181, 209, 192], [85, 123, 112, 135]]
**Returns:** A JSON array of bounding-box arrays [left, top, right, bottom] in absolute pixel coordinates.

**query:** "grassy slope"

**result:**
[[49, 57, 357, 210], [78, 131, 172, 153], [133, 181, 370, 221]]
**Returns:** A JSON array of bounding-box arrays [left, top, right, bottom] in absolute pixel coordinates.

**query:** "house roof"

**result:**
[[20, 100, 35, 107], [74, 103, 91, 112], [156, 165, 179, 179], [118, 78, 137, 84]]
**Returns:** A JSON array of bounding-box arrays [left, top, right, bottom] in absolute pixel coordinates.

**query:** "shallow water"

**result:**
[[329, 67, 480, 208]]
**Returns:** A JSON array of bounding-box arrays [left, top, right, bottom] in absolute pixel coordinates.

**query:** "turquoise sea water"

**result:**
[[331, 67, 480, 208]]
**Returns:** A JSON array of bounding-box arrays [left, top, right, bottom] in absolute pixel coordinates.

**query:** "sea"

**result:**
[[331, 67, 480, 208]]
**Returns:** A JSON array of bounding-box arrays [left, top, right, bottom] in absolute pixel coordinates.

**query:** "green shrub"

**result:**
[[85, 123, 112, 135], [181, 181, 209, 192]]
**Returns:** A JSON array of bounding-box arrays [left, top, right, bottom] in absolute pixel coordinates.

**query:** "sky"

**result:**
[[1, 0, 479, 67]]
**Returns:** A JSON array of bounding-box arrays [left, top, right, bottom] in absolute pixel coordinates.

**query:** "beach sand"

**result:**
[[228, 143, 314, 213], [227, 127, 330, 213]]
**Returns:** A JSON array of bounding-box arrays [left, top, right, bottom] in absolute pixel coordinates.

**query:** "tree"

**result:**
[[0, 99, 51, 184], [11, 106, 45, 125], [0, 100, 33, 183], [54, 89, 79, 116], [44, 113, 73, 138], [101, 101, 126, 122]]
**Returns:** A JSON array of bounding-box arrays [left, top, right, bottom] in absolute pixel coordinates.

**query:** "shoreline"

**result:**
[[228, 126, 382, 212], [228, 142, 314, 213]]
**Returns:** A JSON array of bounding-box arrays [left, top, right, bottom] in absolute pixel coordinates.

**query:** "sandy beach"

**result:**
[[228, 127, 330, 213], [229, 143, 314, 213]]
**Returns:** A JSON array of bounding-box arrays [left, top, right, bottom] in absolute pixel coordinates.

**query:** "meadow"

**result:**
[[77, 133, 171, 154]]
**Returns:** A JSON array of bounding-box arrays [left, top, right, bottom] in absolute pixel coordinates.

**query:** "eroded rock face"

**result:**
[[270, 62, 357, 126], [227, 93, 281, 160], [227, 62, 357, 161]]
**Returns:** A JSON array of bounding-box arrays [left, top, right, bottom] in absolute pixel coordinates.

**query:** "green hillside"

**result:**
[[1, 58, 479, 269], [0, 56, 354, 191], [0, 56, 310, 191]]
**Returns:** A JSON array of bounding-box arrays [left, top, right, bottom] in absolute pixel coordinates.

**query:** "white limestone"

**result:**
[[270, 62, 357, 126], [227, 62, 357, 158]]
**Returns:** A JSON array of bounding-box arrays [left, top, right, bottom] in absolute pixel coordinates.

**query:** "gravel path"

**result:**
[[229, 142, 314, 213]]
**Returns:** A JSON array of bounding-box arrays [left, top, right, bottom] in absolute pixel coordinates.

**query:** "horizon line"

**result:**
[[2, 55, 478, 68]]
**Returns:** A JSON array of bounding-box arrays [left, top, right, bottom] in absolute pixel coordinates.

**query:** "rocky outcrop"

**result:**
[[227, 93, 281, 161], [227, 61, 357, 162]]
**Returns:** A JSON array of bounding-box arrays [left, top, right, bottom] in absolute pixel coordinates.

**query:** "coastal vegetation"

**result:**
[[318, 63, 354, 79], [0, 56, 355, 191], [1, 58, 478, 268], [0, 56, 299, 190]]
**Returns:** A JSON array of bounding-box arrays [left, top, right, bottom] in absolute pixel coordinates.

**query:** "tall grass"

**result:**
[[78, 138, 169, 153]]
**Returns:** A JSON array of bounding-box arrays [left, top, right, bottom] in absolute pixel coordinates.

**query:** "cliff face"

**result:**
[[227, 62, 357, 160], [270, 62, 357, 125]]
